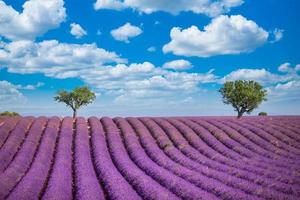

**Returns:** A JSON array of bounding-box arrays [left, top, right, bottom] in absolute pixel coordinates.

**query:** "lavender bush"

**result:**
[[0, 116, 298, 199]]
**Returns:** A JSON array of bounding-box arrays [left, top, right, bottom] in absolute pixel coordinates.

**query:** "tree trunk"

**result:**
[[73, 109, 77, 119], [237, 111, 243, 119]]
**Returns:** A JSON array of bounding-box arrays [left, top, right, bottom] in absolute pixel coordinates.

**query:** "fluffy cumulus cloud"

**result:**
[[221, 68, 284, 84], [1, 35, 299, 103], [222, 63, 300, 101], [0, 80, 25, 105], [162, 59, 193, 70], [0, 39, 217, 101], [94, 0, 244, 17], [268, 80, 300, 101], [0, 39, 126, 77], [0, 0, 66, 41], [163, 15, 269, 57], [275, 80, 300, 90], [271, 63, 300, 100], [278, 62, 300, 73], [111, 23, 142, 43], [70, 23, 87, 39], [78, 62, 217, 101], [94, 0, 124, 11]]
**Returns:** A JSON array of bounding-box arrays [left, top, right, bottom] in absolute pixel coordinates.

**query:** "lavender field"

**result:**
[[0, 116, 300, 200]]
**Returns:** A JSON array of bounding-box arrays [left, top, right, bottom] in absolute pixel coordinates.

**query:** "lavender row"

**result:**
[[42, 117, 73, 200], [174, 117, 300, 189], [239, 118, 300, 143], [270, 122, 300, 140], [233, 119, 300, 157], [252, 119, 300, 141], [0, 117, 34, 172], [0, 117, 5, 123], [178, 117, 300, 183], [170, 118, 300, 186], [73, 117, 105, 200], [88, 117, 141, 200], [7, 117, 60, 200], [218, 119, 298, 159], [0, 117, 47, 199], [0, 116, 20, 148], [115, 117, 218, 200], [266, 117, 300, 129], [221, 120, 300, 163], [101, 117, 180, 200], [141, 117, 299, 198], [245, 120, 300, 150], [0, 116, 298, 199], [202, 119, 300, 170], [191, 118, 300, 171], [126, 117, 258, 200]]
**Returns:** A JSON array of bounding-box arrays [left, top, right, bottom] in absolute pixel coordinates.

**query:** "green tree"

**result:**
[[0, 111, 20, 117], [219, 80, 267, 118], [258, 112, 268, 116], [54, 86, 96, 118]]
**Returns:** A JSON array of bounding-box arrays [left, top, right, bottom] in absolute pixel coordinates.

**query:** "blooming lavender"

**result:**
[[0, 116, 298, 199]]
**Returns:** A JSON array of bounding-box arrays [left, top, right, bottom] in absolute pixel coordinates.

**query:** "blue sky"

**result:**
[[0, 0, 300, 116]]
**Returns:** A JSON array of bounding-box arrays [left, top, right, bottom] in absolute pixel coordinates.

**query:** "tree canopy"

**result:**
[[258, 112, 268, 116], [54, 86, 96, 118], [219, 80, 267, 118], [0, 111, 20, 117]]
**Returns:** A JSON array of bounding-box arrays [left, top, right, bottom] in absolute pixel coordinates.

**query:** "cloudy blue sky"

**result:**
[[0, 0, 299, 116]]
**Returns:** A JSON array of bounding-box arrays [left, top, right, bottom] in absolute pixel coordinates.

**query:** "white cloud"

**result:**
[[111, 23, 142, 43], [278, 63, 291, 73], [94, 0, 125, 11], [0, 80, 26, 105], [278, 63, 289, 72], [271, 28, 284, 43], [221, 63, 300, 102], [267, 80, 300, 102], [275, 80, 300, 90], [147, 46, 156, 52], [94, 0, 244, 17], [1, 37, 299, 105], [70, 23, 87, 39], [222, 68, 289, 84], [162, 59, 193, 70], [0, 0, 66, 41], [278, 62, 300, 73], [0, 39, 217, 102], [222, 63, 300, 84], [163, 15, 269, 57], [79, 62, 217, 97], [16, 82, 44, 90], [0, 39, 126, 77]]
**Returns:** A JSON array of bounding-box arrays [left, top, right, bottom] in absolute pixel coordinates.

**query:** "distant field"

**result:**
[[0, 116, 299, 200]]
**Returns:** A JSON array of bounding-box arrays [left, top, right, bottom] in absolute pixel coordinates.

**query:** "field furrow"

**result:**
[[6, 117, 60, 200], [0, 116, 299, 200]]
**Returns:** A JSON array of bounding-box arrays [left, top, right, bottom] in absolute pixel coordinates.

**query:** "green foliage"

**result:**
[[258, 112, 268, 116], [219, 80, 267, 118], [0, 111, 20, 117], [54, 86, 96, 118]]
